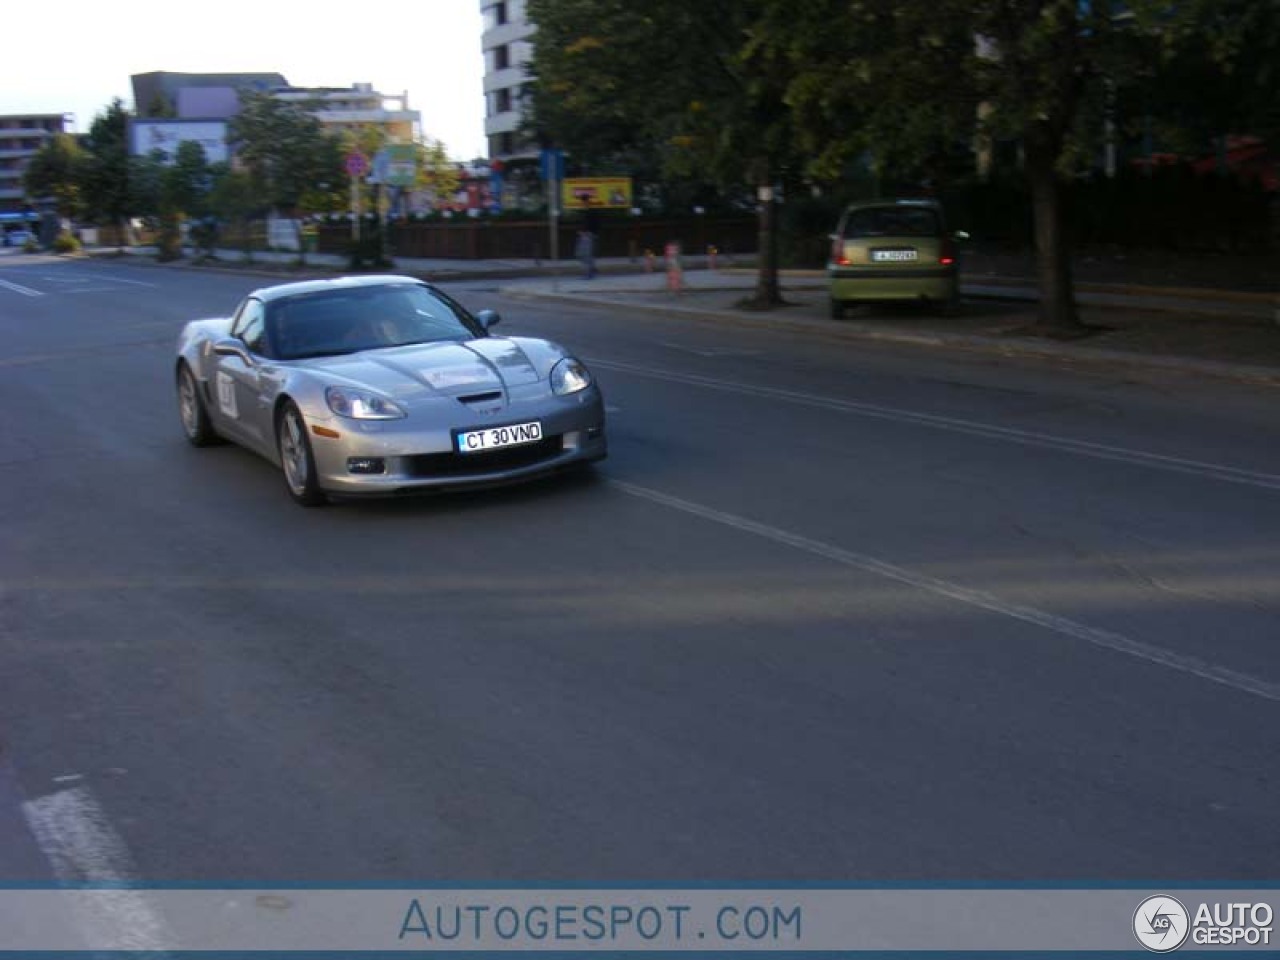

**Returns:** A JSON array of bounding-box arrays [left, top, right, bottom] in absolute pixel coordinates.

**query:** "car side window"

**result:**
[[232, 299, 269, 356]]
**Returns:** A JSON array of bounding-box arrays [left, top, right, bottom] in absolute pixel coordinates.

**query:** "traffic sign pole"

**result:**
[[346, 153, 369, 243]]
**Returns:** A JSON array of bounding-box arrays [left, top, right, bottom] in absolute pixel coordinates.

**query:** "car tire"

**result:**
[[276, 401, 328, 507], [830, 298, 849, 319], [176, 363, 222, 447]]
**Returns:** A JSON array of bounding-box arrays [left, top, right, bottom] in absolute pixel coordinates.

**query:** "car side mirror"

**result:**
[[213, 337, 255, 364], [954, 230, 971, 241], [475, 309, 501, 331]]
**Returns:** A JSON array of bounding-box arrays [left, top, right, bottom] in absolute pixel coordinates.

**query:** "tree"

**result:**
[[227, 91, 345, 214], [527, 0, 807, 307], [209, 169, 261, 261], [768, 0, 1178, 334], [167, 140, 214, 220], [414, 137, 462, 210], [23, 133, 87, 221], [79, 99, 134, 249]]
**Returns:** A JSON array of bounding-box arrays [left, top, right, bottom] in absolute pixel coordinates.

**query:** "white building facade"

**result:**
[[481, 0, 537, 160]]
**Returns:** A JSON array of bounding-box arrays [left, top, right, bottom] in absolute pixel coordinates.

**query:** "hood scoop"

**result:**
[[458, 390, 503, 405]]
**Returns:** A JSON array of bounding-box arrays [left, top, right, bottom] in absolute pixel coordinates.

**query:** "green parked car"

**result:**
[[827, 199, 967, 318]]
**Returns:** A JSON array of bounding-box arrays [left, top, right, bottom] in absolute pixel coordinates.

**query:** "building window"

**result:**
[[489, 132, 516, 157], [484, 2, 508, 29], [491, 45, 510, 71]]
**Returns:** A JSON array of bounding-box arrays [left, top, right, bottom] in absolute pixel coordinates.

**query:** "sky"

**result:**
[[4, 0, 489, 160]]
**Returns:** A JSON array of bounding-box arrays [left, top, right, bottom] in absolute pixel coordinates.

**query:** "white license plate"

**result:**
[[456, 421, 543, 453], [872, 249, 918, 262]]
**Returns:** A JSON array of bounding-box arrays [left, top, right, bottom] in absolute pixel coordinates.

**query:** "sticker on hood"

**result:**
[[422, 364, 499, 389]]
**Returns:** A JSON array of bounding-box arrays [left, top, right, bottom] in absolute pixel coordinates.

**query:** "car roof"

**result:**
[[248, 275, 428, 303], [843, 197, 942, 211]]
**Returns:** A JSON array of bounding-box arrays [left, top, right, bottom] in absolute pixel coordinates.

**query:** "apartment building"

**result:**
[[272, 83, 419, 144], [0, 113, 67, 214], [481, 0, 536, 160], [129, 73, 421, 163]]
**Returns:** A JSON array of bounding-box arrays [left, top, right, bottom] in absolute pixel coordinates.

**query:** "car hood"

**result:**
[[296, 337, 560, 400]]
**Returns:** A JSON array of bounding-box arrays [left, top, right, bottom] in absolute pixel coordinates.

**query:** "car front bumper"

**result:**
[[305, 390, 607, 496]]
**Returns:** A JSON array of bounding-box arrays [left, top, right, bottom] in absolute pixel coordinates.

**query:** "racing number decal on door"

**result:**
[[216, 371, 238, 419]]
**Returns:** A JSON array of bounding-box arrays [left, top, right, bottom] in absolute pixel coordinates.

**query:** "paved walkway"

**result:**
[[24, 244, 1280, 385]]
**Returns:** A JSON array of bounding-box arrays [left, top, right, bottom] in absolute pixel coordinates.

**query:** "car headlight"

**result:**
[[325, 386, 406, 420], [550, 357, 592, 396]]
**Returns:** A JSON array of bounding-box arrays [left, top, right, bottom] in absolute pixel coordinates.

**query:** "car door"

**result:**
[[211, 298, 275, 450]]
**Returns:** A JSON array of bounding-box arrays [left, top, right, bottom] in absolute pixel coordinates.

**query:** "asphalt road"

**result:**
[[1, 255, 1278, 887]]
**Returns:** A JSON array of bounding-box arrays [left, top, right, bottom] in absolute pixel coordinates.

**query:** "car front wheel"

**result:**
[[276, 401, 327, 507], [176, 363, 221, 447]]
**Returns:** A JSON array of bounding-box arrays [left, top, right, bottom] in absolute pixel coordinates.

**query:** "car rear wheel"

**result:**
[[276, 401, 327, 507], [830, 298, 850, 319], [176, 363, 221, 447]]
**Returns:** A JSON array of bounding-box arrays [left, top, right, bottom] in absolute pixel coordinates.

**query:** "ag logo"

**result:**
[[1134, 896, 1190, 952]]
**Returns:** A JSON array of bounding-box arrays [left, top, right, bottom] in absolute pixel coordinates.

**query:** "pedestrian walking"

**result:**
[[576, 205, 600, 279]]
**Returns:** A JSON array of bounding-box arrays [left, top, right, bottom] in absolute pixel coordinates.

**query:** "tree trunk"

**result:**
[[748, 183, 783, 308], [1026, 147, 1080, 334]]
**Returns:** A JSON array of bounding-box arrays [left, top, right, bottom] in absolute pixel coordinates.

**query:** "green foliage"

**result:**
[[23, 133, 87, 218], [208, 170, 260, 260], [1129, 0, 1280, 152], [228, 91, 346, 213], [415, 137, 461, 206], [51, 231, 82, 254], [167, 141, 214, 218], [79, 99, 133, 237]]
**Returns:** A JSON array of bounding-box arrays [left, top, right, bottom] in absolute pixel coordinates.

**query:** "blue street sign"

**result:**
[[539, 148, 565, 181]]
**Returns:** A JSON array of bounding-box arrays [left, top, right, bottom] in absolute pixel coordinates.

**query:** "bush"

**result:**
[[52, 231, 81, 254]]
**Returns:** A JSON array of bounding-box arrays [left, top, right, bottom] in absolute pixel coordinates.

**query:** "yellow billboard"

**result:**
[[562, 177, 633, 210]]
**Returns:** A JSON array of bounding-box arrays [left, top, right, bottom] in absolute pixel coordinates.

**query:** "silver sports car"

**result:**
[[175, 275, 607, 505]]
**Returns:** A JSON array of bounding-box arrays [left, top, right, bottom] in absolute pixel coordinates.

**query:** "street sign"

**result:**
[[383, 144, 418, 188], [539, 148, 565, 182], [562, 177, 632, 210], [345, 152, 369, 178]]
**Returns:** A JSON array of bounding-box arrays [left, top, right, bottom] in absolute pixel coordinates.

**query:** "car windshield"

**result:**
[[268, 284, 482, 360], [843, 206, 941, 239]]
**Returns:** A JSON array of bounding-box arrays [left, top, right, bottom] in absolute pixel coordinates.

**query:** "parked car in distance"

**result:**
[[827, 198, 968, 317], [4, 229, 33, 248]]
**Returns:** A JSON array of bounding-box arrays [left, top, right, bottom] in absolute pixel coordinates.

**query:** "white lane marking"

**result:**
[[22, 786, 177, 950], [61, 287, 142, 295], [591, 359, 1280, 492], [0, 277, 43, 297], [613, 480, 1280, 703], [45, 274, 159, 289], [659, 342, 763, 358]]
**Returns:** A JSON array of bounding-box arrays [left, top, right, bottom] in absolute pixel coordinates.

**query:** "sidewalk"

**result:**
[[499, 267, 1280, 386], [67, 244, 1280, 385]]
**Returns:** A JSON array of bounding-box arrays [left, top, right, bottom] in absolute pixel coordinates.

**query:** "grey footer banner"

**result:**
[[0, 888, 1276, 953]]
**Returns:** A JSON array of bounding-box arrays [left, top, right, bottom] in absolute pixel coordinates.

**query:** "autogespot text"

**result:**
[[399, 899, 803, 946]]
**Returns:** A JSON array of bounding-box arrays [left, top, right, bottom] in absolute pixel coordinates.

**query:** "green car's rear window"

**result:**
[[843, 206, 940, 239]]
